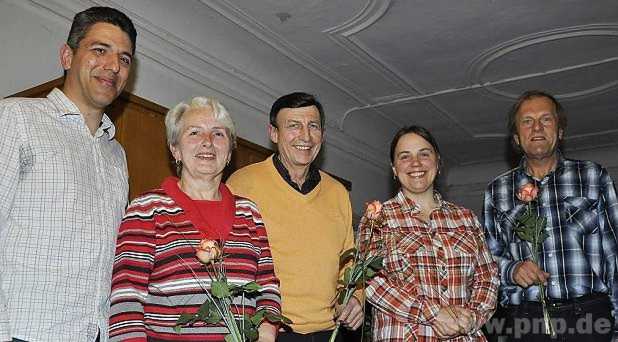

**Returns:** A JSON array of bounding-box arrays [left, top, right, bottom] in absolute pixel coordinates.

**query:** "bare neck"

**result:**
[[178, 175, 222, 200], [278, 156, 310, 188], [404, 189, 438, 220], [61, 86, 104, 136], [525, 153, 559, 180]]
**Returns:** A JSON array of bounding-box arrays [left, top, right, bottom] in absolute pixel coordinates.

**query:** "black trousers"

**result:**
[[277, 330, 342, 342], [503, 293, 614, 342]]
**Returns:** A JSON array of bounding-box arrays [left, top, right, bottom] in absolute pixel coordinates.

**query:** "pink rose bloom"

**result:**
[[517, 183, 539, 203], [196, 239, 222, 264], [365, 200, 383, 220]]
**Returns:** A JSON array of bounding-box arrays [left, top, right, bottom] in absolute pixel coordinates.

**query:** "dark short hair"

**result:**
[[389, 125, 442, 170], [269, 92, 325, 130], [507, 90, 567, 140], [67, 6, 137, 55]]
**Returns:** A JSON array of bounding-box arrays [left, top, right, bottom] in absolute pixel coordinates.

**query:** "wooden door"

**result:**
[[9, 78, 350, 199]]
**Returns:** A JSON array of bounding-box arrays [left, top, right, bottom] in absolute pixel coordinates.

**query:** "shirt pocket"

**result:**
[[496, 205, 527, 238], [447, 229, 477, 279], [384, 232, 426, 284], [563, 196, 599, 235]]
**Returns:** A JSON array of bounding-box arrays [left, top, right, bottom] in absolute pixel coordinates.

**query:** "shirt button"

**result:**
[[548, 253, 553, 257]]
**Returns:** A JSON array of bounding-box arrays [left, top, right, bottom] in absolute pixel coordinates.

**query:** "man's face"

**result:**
[[269, 105, 323, 172], [61, 22, 133, 114], [513, 96, 563, 161]]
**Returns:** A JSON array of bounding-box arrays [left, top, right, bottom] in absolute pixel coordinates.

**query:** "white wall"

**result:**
[[444, 146, 618, 217], [0, 0, 393, 217], [4, 1, 615, 220]]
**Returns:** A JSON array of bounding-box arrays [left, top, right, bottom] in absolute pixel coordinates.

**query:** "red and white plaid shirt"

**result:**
[[362, 191, 498, 341]]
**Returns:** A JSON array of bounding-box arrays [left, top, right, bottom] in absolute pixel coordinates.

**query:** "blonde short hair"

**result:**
[[165, 97, 237, 149]]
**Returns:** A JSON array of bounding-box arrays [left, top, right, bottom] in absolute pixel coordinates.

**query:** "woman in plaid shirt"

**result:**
[[361, 126, 499, 341]]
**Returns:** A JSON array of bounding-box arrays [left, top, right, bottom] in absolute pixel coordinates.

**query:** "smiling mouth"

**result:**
[[293, 145, 312, 151], [195, 153, 216, 160], [407, 171, 426, 178], [96, 76, 117, 88]]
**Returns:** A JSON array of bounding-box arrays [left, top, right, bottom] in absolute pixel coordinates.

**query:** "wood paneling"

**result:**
[[9, 77, 350, 198]]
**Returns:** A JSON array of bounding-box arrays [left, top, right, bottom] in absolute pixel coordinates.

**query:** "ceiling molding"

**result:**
[[25, 0, 390, 174], [199, 0, 415, 150], [200, 0, 372, 109], [323, 1, 475, 147], [195, 0, 390, 172], [468, 24, 618, 100], [324, 0, 412, 97]]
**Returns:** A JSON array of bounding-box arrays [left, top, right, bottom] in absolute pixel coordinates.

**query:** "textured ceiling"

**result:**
[[213, 0, 618, 167], [14, 0, 618, 173]]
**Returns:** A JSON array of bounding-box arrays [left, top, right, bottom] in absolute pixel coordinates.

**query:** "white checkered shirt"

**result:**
[[0, 88, 128, 341]]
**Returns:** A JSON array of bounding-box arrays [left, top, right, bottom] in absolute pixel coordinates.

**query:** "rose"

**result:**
[[517, 183, 538, 203], [365, 200, 383, 220], [196, 239, 222, 264]]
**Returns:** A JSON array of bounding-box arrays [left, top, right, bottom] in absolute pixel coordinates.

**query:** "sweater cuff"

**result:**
[[503, 260, 523, 286]]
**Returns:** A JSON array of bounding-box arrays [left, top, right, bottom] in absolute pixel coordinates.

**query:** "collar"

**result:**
[[517, 151, 566, 180], [47, 88, 116, 140], [392, 189, 446, 214], [161, 176, 235, 241], [272, 153, 321, 194]]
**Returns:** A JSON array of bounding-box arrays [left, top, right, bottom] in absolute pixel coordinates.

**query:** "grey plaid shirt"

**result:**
[[483, 155, 618, 334], [0, 88, 128, 341]]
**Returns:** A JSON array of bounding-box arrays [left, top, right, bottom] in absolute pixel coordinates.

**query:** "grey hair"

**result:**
[[165, 97, 237, 150]]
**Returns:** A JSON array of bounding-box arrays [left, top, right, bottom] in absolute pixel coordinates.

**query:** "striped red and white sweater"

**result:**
[[109, 186, 281, 341]]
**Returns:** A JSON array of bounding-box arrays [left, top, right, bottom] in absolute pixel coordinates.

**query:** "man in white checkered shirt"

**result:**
[[0, 7, 136, 342]]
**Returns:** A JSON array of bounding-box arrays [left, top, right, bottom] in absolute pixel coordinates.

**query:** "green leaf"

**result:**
[[339, 248, 357, 264], [337, 290, 346, 305], [367, 256, 384, 270], [224, 334, 236, 342], [205, 309, 222, 324], [196, 301, 212, 319], [211, 280, 232, 298], [264, 312, 293, 325], [176, 312, 196, 325], [242, 323, 259, 341], [343, 267, 352, 285], [173, 324, 182, 333], [242, 281, 262, 293], [250, 309, 266, 325], [349, 267, 364, 284], [364, 268, 376, 279]]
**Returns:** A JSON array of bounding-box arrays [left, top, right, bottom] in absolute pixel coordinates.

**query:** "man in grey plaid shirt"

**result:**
[[483, 90, 618, 342], [0, 7, 136, 342]]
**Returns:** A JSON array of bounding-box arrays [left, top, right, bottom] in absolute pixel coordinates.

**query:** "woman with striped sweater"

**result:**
[[109, 97, 281, 341]]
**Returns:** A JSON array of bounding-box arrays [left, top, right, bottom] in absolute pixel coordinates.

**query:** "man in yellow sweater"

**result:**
[[227, 92, 362, 341]]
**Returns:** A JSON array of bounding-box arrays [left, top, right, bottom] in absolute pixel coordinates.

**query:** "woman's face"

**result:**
[[170, 107, 232, 182], [391, 133, 439, 199]]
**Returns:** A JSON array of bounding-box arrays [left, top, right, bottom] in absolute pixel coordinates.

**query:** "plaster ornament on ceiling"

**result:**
[[467, 24, 618, 100]]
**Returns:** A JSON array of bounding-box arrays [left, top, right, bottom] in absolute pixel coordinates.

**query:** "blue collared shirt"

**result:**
[[483, 154, 618, 330]]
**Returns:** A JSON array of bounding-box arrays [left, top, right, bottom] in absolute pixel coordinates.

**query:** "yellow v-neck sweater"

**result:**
[[227, 155, 354, 334]]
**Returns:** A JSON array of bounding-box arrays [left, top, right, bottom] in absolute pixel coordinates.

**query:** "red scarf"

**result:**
[[161, 176, 235, 241]]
